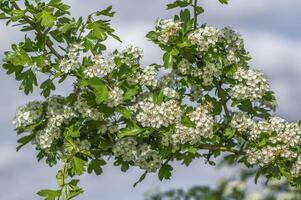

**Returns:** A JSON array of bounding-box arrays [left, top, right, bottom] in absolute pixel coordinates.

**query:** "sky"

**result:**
[[1, 0, 301, 199]]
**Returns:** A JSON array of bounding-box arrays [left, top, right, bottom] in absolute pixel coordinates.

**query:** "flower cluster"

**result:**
[[135, 66, 158, 87], [84, 55, 116, 78], [46, 95, 77, 127], [113, 137, 162, 172], [155, 19, 182, 44], [220, 27, 245, 66], [170, 103, 214, 145], [230, 113, 254, 133], [230, 67, 271, 102], [122, 45, 144, 60], [34, 96, 78, 149], [243, 117, 301, 177], [74, 92, 103, 121], [106, 86, 124, 107], [35, 125, 61, 149], [13, 101, 44, 129], [162, 87, 178, 99], [188, 26, 221, 53], [191, 62, 222, 86], [59, 44, 82, 74], [134, 97, 182, 128]]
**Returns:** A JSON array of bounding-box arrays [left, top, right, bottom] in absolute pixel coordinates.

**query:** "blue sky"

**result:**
[[1, 0, 301, 199]]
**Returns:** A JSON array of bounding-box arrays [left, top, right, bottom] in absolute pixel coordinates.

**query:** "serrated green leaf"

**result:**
[[218, 0, 229, 4], [80, 78, 109, 104], [96, 6, 115, 17], [159, 164, 173, 181], [40, 79, 55, 97], [124, 87, 139, 100], [37, 189, 60, 200], [16, 133, 35, 151], [118, 125, 144, 138], [117, 107, 132, 119], [163, 52, 174, 68], [36, 10, 56, 27], [224, 128, 236, 139], [87, 158, 106, 175], [17, 69, 37, 94], [71, 157, 87, 176]]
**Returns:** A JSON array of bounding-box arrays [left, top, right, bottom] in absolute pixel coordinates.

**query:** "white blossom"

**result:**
[[113, 137, 162, 172], [59, 44, 82, 73], [13, 101, 44, 129], [188, 26, 221, 52], [107, 86, 124, 107], [156, 19, 181, 44], [75, 93, 103, 121], [136, 66, 158, 87], [230, 113, 254, 133], [230, 67, 271, 102], [134, 98, 182, 128], [162, 87, 177, 99]]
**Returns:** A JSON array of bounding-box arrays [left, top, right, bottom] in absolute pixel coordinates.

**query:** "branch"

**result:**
[[193, 0, 198, 29], [10, 1, 62, 59], [198, 144, 242, 155], [0, 16, 10, 20], [217, 82, 230, 116]]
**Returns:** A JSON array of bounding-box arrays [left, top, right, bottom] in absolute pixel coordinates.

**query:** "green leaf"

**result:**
[[117, 107, 132, 119], [64, 125, 81, 138], [159, 164, 173, 181], [96, 6, 115, 17], [5, 48, 31, 66], [17, 69, 38, 94], [16, 134, 35, 151], [181, 115, 195, 127], [40, 79, 55, 97], [124, 87, 139, 100], [224, 128, 236, 139], [163, 52, 174, 68], [80, 78, 109, 104], [37, 189, 60, 200], [218, 0, 229, 4], [238, 100, 253, 113], [87, 158, 106, 175], [36, 10, 57, 27], [56, 170, 65, 187], [166, 0, 191, 9], [118, 124, 144, 138], [88, 22, 108, 40], [146, 31, 158, 42], [195, 6, 204, 15], [71, 157, 87, 176]]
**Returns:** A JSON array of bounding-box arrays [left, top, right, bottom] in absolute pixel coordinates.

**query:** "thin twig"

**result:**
[[193, 0, 198, 29], [217, 82, 230, 116], [10, 1, 62, 59]]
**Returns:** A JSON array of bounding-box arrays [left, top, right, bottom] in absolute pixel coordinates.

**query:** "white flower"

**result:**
[[123, 45, 144, 59], [59, 44, 82, 73], [92, 55, 116, 76], [75, 92, 103, 120], [107, 86, 124, 107], [188, 26, 221, 52], [13, 101, 44, 129], [134, 98, 182, 128], [163, 87, 177, 99], [113, 138, 162, 172], [170, 103, 214, 145], [156, 18, 182, 44], [230, 67, 271, 102], [136, 66, 158, 87], [230, 113, 254, 132]]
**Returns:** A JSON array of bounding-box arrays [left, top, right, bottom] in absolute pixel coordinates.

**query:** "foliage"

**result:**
[[1, 0, 301, 199]]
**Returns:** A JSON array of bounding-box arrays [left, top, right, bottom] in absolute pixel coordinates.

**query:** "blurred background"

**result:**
[[1, 0, 301, 199]]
